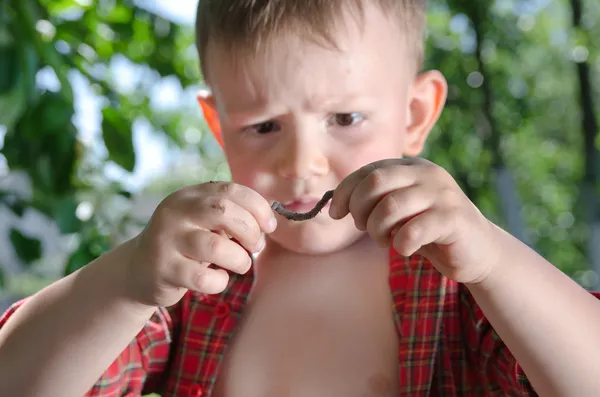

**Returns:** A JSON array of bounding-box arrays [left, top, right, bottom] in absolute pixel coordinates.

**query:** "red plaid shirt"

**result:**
[[2, 249, 596, 396]]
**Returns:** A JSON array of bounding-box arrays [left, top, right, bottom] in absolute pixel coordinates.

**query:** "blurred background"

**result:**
[[0, 0, 599, 312]]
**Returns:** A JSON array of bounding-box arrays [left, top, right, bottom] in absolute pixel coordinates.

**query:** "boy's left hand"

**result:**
[[329, 157, 500, 285]]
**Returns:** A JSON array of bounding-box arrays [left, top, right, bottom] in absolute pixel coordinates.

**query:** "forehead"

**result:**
[[204, 4, 412, 115]]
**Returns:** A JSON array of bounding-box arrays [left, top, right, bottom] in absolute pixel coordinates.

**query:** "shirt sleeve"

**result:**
[[459, 285, 600, 396], [0, 297, 180, 396]]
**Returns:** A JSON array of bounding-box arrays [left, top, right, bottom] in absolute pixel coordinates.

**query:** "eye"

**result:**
[[243, 121, 281, 135], [331, 112, 365, 127]]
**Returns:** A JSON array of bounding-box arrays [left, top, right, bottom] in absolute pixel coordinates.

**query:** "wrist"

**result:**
[[464, 222, 518, 292], [81, 238, 157, 316]]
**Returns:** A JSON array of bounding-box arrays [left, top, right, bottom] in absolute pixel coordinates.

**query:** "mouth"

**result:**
[[279, 195, 330, 215]]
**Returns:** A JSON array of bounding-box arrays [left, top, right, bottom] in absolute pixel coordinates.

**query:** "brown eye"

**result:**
[[333, 113, 364, 127], [245, 121, 280, 134]]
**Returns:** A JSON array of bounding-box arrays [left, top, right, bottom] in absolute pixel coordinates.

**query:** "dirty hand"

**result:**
[[127, 182, 277, 307], [329, 158, 500, 284]]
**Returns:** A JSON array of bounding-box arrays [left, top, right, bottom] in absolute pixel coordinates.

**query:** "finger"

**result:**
[[194, 268, 230, 294], [204, 182, 277, 233], [330, 159, 418, 220], [197, 197, 265, 253], [365, 185, 435, 247], [329, 162, 377, 220], [167, 257, 230, 294], [179, 230, 253, 275], [348, 166, 419, 230], [392, 207, 452, 257]]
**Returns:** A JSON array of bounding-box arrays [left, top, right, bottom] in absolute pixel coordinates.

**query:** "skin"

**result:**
[[0, 182, 275, 397], [1, 3, 600, 396]]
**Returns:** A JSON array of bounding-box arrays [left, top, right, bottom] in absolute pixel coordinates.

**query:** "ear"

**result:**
[[403, 70, 448, 157], [197, 89, 224, 147]]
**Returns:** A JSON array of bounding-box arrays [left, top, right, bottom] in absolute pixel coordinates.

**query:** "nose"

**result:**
[[277, 129, 330, 180]]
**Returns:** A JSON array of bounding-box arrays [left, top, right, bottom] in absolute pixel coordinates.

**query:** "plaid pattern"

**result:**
[[3, 249, 594, 396]]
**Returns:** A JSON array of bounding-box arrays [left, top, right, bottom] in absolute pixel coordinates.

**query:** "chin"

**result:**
[[268, 215, 364, 255]]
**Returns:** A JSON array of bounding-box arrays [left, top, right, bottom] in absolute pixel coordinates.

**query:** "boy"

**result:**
[[2, 0, 600, 396]]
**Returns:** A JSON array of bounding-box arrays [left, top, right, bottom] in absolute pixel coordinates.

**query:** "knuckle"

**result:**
[[194, 269, 211, 291], [210, 197, 229, 215], [154, 201, 177, 223], [218, 182, 236, 196], [365, 168, 386, 191], [440, 186, 461, 206], [180, 184, 199, 195], [360, 162, 377, 174], [379, 194, 400, 218], [403, 222, 421, 242], [205, 233, 223, 256], [168, 185, 190, 201], [167, 261, 187, 286], [430, 163, 451, 181]]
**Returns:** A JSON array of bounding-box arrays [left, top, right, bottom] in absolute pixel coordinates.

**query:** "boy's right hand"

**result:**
[[126, 182, 277, 307]]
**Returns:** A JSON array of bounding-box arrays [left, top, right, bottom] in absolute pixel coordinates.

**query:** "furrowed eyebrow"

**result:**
[[221, 92, 374, 126], [303, 93, 374, 111], [224, 108, 286, 127]]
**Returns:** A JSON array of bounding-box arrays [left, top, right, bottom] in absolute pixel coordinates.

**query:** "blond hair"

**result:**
[[195, 0, 427, 77]]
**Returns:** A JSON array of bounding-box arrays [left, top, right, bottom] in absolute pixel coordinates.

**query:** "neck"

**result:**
[[253, 234, 387, 280]]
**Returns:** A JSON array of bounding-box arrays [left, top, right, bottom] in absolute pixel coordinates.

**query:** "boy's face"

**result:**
[[200, 4, 447, 255]]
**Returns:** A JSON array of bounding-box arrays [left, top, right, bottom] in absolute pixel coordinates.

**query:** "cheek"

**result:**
[[226, 152, 258, 181], [223, 145, 276, 193], [331, 131, 406, 178]]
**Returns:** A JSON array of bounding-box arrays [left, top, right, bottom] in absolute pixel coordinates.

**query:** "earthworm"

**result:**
[[271, 190, 334, 221]]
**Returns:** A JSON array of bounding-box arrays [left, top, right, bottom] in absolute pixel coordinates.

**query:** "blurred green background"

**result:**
[[1, 0, 599, 312]]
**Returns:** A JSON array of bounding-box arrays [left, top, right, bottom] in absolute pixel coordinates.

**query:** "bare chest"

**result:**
[[212, 248, 399, 397]]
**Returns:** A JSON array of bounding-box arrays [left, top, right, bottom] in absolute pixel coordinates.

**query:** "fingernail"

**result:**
[[255, 234, 266, 252], [244, 255, 253, 273], [267, 217, 277, 232]]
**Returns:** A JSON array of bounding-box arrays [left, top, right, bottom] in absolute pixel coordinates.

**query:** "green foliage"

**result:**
[[64, 229, 111, 275], [0, 0, 218, 281], [101, 107, 135, 172], [0, 0, 599, 290], [422, 0, 599, 281], [9, 228, 42, 265]]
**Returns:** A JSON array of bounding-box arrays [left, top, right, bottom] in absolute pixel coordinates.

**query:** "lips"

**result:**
[[281, 196, 329, 214]]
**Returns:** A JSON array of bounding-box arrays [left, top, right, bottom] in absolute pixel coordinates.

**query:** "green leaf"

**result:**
[[0, 46, 18, 94], [53, 198, 82, 234], [64, 232, 111, 275], [4, 197, 26, 217], [0, 267, 5, 289], [104, 4, 132, 24], [0, 53, 27, 130], [44, 0, 82, 14], [39, 92, 74, 132], [14, 0, 74, 103], [9, 228, 42, 265], [101, 107, 136, 172], [118, 189, 132, 198], [0, 83, 27, 130], [64, 245, 94, 275]]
